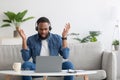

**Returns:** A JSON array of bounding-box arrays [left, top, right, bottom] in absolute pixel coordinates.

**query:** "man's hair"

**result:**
[[37, 17, 50, 25]]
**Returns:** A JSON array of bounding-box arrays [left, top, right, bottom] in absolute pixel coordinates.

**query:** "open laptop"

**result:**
[[35, 56, 62, 73]]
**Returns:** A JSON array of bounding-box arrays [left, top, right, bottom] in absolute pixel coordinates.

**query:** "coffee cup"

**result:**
[[13, 62, 21, 72]]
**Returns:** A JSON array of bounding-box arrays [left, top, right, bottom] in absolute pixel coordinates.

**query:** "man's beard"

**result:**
[[38, 32, 50, 40]]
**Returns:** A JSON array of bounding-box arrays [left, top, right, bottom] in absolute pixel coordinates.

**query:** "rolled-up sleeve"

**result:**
[[60, 47, 70, 59], [21, 49, 31, 61], [21, 38, 31, 61], [57, 35, 70, 59]]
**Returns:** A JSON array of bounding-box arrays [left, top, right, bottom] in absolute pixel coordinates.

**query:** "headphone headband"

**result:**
[[35, 17, 52, 31]]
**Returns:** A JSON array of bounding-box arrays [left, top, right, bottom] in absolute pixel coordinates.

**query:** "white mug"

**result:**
[[13, 62, 21, 72]]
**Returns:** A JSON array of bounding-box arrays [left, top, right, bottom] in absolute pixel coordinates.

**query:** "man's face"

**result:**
[[37, 22, 50, 38]]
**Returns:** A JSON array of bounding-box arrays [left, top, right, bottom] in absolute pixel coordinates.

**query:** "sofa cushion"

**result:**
[[68, 42, 103, 70], [0, 45, 23, 70]]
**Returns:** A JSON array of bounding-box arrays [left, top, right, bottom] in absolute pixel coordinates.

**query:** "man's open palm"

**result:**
[[62, 23, 71, 37], [18, 29, 26, 40]]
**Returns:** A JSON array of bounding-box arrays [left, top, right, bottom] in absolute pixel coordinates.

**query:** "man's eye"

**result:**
[[39, 28, 48, 30], [44, 28, 48, 30]]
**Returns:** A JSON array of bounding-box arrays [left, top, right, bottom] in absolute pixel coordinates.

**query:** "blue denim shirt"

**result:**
[[21, 33, 70, 63]]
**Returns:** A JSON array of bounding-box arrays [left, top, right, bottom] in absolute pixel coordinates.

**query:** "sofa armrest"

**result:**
[[102, 51, 117, 80]]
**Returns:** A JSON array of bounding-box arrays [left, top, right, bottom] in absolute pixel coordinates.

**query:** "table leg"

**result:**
[[84, 75, 89, 80], [76, 75, 89, 80], [43, 76, 47, 80], [5, 75, 11, 80]]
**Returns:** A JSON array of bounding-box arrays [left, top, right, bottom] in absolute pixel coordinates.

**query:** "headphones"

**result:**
[[35, 17, 52, 31]]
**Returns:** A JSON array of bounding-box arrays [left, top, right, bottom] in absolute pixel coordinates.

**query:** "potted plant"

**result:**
[[68, 31, 101, 43], [89, 31, 101, 42], [1, 10, 34, 37], [112, 40, 120, 51]]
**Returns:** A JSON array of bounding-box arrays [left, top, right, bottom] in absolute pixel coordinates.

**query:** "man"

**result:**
[[18, 17, 74, 80]]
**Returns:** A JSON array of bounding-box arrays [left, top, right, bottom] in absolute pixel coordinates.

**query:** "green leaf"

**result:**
[[15, 10, 28, 22], [4, 11, 16, 21], [22, 17, 34, 22], [89, 31, 101, 37], [90, 37, 97, 42], [3, 19, 11, 23], [112, 40, 120, 45], [15, 12, 22, 22], [20, 10, 28, 19], [81, 36, 90, 43], [1, 24, 11, 27], [2, 10, 34, 27], [73, 38, 81, 41], [69, 33, 80, 36], [73, 38, 81, 43]]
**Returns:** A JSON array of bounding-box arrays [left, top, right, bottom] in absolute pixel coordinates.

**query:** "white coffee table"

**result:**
[[0, 70, 97, 80]]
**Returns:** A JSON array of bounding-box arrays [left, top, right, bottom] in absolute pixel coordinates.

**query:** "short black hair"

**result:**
[[37, 17, 50, 25]]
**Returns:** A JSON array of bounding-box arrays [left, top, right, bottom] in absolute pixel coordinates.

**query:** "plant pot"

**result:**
[[13, 30, 20, 38], [113, 45, 119, 51], [13, 27, 20, 38]]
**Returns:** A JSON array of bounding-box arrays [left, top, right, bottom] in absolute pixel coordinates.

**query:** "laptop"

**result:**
[[35, 56, 62, 73]]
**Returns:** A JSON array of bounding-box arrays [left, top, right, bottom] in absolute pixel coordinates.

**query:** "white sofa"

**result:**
[[0, 42, 117, 80], [116, 50, 120, 80]]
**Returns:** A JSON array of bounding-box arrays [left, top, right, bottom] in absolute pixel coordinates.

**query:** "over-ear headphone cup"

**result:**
[[35, 26, 38, 31], [49, 26, 52, 31]]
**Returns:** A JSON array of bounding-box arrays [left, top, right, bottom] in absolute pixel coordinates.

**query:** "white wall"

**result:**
[[0, 0, 120, 50]]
